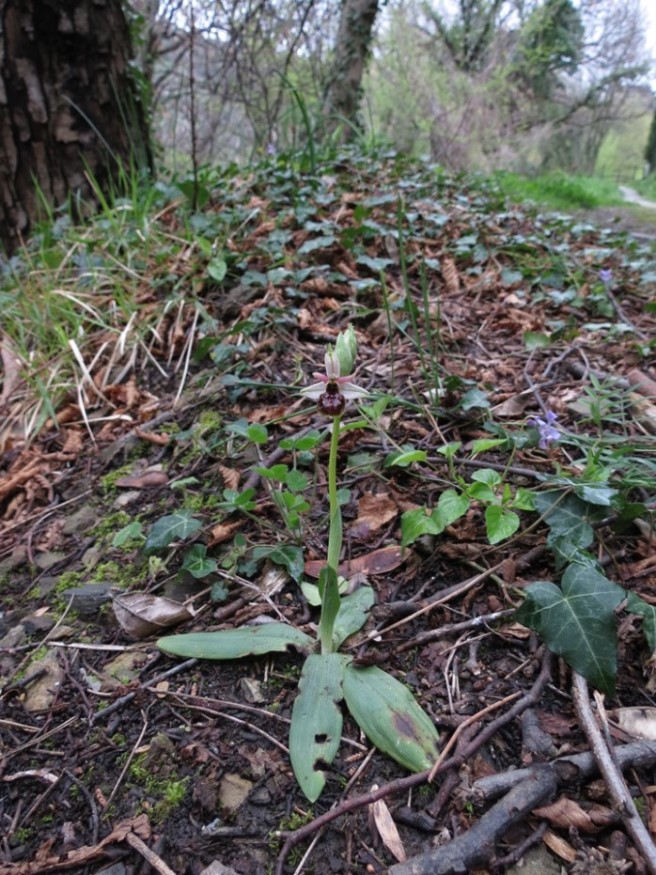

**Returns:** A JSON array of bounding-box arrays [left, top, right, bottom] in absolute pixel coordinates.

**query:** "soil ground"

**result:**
[[2, 161, 656, 875]]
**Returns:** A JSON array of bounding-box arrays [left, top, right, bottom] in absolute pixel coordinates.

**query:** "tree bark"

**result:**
[[322, 0, 380, 142], [0, 0, 151, 254]]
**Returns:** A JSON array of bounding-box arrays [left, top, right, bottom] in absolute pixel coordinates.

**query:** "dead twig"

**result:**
[[395, 609, 513, 654], [366, 561, 506, 642], [125, 831, 178, 875], [572, 671, 656, 874]]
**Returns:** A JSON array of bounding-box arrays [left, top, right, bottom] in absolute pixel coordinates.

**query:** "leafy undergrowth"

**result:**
[[2, 149, 656, 874]]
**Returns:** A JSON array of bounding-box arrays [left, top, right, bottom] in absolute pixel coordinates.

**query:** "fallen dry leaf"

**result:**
[[349, 492, 398, 539], [112, 592, 192, 638], [0, 814, 151, 874], [0, 333, 23, 406], [305, 545, 405, 578], [532, 795, 616, 833], [612, 707, 656, 741], [219, 464, 241, 491], [370, 790, 406, 863], [115, 470, 169, 489], [541, 828, 577, 864], [492, 394, 531, 417], [209, 518, 244, 546], [441, 256, 461, 295], [134, 428, 171, 446]]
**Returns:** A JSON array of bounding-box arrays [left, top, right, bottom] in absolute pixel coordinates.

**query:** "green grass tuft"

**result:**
[[492, 171, 625, 210]]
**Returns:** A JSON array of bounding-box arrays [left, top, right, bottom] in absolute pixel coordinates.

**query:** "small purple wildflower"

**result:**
[[527, 410, 560, 449], [599, 268, 613, 288]]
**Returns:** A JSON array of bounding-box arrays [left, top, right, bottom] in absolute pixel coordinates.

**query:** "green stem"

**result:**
[[318, 416, 343, 654], [327, 416, 342, 570]]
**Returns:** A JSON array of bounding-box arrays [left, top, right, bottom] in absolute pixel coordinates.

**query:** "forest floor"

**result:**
[[2, 153, 656, 875]]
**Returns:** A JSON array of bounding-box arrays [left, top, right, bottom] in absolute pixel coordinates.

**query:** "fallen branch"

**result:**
[[389, 767, 560, 875], [389, 739, 656, 875], [472, 740, 656, 803]]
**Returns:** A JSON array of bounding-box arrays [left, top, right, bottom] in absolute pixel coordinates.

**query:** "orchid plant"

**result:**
[[157, 327, 439, 801]]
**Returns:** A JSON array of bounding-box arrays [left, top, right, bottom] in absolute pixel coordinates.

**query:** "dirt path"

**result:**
[[572, 200, 656, 240], [619, 185, 656, 210]]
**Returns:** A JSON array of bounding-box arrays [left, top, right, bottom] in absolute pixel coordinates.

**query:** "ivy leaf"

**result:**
[[575, 483, 618, 506], [460, 388, 490, 410], [182, 544, 218, 579], [251, 544, 304, 582], [356, 254, 393, 272], [534, 491, 597, 551], [342, 665, 439, 772], [515, 563, 625, 694], [298, 235, 335, 255], [289, 654, 348, 802], [144, 511, 202, 555], [523, 331, 551, 349], [626, 592, 656, 652]]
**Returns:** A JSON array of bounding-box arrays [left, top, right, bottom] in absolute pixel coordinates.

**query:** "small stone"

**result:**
[[239, 677, 264, 704], [113, 490, 142, 508], [23, 650, 65, 712], [199, 860, 239, 875], [100, 650, 150, 691], [218, 774, 252, 814], [0, 545, 27, 574], [34, 551, 66, 571], [249, 786, 271, 805], [62, 582, 114, 618], [22, 613, 56, 636], [0, 625, 26, 648], [62, 505, 98, 536], [81, 544, 102, 568], [505, 846, 561, 875]]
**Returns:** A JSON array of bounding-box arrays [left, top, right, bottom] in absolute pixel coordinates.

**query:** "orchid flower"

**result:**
[[300, 348, 369, 417], [528, 410, 561, 449]]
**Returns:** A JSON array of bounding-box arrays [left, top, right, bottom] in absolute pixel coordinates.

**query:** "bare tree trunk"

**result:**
[[322, 0, 379, 142], [0, 0, 152, 254]]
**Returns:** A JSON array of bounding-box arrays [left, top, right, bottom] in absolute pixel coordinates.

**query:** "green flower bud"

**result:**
[[334, 326, 357, 376]]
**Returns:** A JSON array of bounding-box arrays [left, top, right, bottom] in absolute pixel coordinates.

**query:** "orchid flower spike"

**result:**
[[301, 342, 369, 417]]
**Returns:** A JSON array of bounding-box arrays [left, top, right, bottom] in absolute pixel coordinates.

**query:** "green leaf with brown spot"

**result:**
[[342, 664, 439, 772]]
